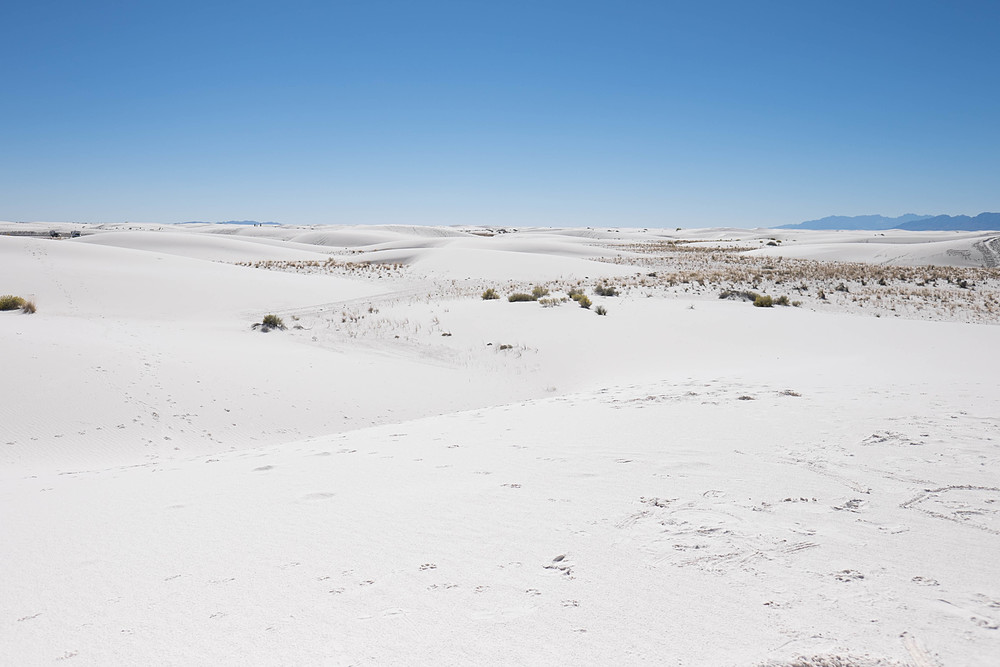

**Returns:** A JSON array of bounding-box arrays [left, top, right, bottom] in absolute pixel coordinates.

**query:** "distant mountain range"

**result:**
[[178, 220, 280, 226], [779, 212, 1000, 231]]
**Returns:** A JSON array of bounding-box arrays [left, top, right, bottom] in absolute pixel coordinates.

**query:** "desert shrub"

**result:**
[[253, 314, 286, 332], [531, 285, 550, 299], [481, 288, 499, 300], [719, 289, 760, 302], [538, 297, 566, 307], [508, 292, 535, 302], [567, 286, 584, 298], [262, 314, 285, 329], [21, 300, 36, 314], [595, 305, 607, 315], [0, 295, 27, 311], [574, 294, 592, 309], [792, 300, 802, 307], [753, 295, 773, 307], [774, 295, 790, 306], [594, 284, 618, 297], [835, 282, 849, 292]]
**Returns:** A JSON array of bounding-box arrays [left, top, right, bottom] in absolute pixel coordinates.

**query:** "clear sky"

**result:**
[[2, 1, 998, 228]]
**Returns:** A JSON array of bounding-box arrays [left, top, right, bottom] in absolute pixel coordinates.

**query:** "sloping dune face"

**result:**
[[73, 229, 336, 262], [2, 222, 1000, 666], [746, 229, 1000, 268]]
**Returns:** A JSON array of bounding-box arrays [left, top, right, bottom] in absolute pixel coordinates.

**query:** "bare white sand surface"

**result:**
[[2, 223, 999, 666]]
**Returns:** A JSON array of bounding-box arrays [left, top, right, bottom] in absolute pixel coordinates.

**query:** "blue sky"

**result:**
[[2, 1, 998, 227]]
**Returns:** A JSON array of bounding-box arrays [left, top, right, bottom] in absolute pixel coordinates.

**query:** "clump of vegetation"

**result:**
[[835, 282, 849, 292], [531, 285, 550, 299], [0, 295, 26, 311], [595, 305, 607, 315], [508, 292, 536, 302], [481, 288, 499, 300], [719, 289, 760, 302], [567, 286, 585, 298], [253, 314, 286, 332], [573, 293, 592, 309], [753, 294, 774, 307], [21, 300, 36, 314], [594, 284, 618, 297], [774, 295, 791, 306], [538, 297, 568, 307]]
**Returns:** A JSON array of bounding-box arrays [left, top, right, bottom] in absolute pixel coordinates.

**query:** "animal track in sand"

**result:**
[[419, 563, 437, 571], [833, 498, 869, 513], [301, 492, 336, 500], [543, 554, 573, 576], [834, 569, 865, 582], [911, 576, 939, 586], [901, 486, 1000, 535], [862, 430, 924, 447]]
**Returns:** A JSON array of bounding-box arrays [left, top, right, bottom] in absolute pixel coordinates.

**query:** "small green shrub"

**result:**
[[774, 295, 790, 306], [0, 295, 27, 311], [567, 286, 584, 298], [481, 288, 499, 300], [595, 305, 607, 315], [531, 285, 550, 299], [594, 284, 618, 297], [753, 295, 773, 308], [574, 294, 592, 309], [508, 293, 535, 302]]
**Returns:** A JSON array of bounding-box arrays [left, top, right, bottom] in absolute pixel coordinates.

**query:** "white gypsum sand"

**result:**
[[1, 222, 999, 666]]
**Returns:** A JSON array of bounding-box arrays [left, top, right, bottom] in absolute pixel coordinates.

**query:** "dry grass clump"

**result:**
[[0, 295, 35, 313], [235, 257, 407, 279], [481, 288, 499, 300], [252, 314, 286, 332], [508, 292, 536, 302], [590, 238, 1000, 324]]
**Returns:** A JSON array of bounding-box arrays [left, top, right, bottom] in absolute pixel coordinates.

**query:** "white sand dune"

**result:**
[[72, 230, 335, 263], [2, 223, 999, 666], [750, 230, 1000, 268]]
